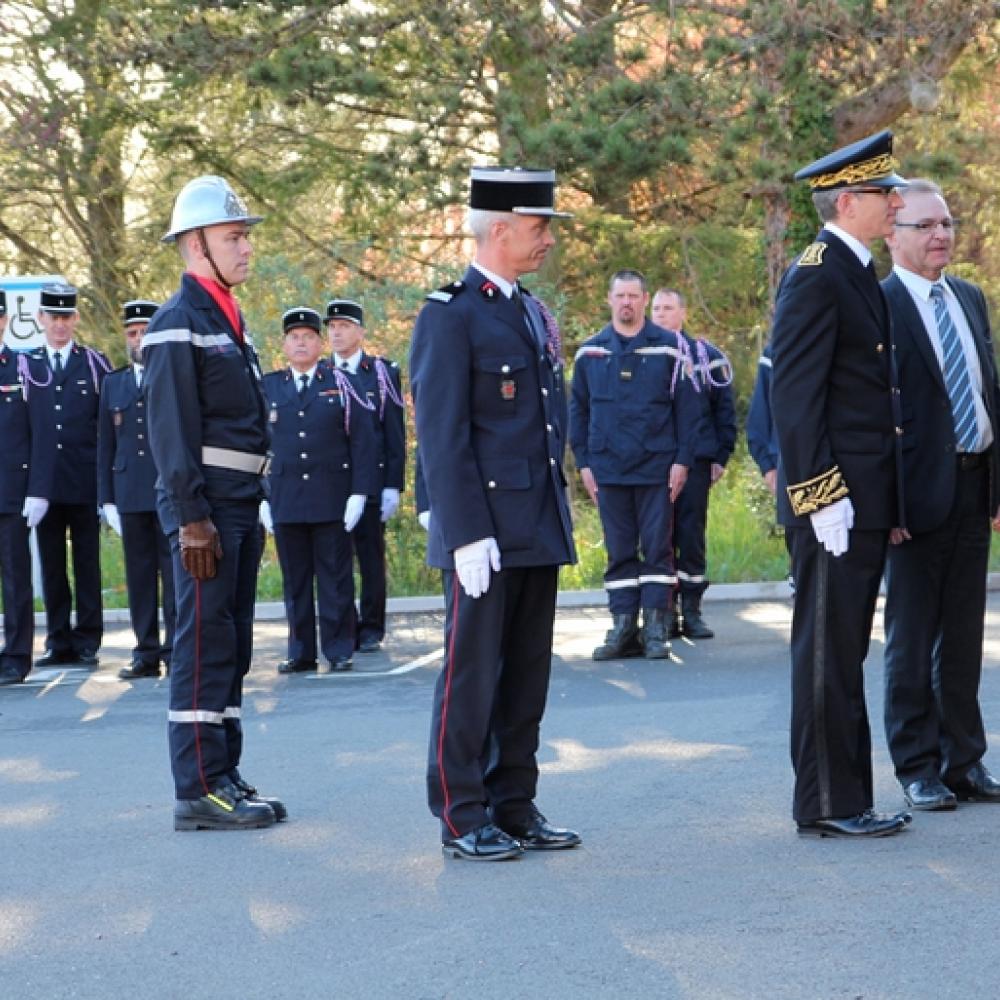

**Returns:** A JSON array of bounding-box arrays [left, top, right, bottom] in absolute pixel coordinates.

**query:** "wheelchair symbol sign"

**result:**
[[1, 275, 68, 350]]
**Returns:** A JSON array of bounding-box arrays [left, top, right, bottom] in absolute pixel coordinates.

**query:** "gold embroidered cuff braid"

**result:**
[[786, 465, 850, 517]]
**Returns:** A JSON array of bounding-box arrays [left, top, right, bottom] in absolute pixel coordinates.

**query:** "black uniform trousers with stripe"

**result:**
[[167, 499, 260, 801], [427, 565, 558, 839], [122, 511, 176, 668], [788, 525, 887, 824], [596, 483, 673, 614], [274, 520, 355, 663], [0, 514, 33, 677], [36, 503, 103, 656], [673, 457, 711, 598]]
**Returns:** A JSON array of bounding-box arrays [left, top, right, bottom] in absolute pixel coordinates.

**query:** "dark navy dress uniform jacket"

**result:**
[[347, 352, 405, 493], [569, 321, 699, 485], [97, 368, 157, 513], [410, 267, 575, 570], [262, 362, 378, 523], [0, 348, 54, 511]]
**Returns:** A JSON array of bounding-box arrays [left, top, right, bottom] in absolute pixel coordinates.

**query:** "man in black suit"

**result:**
[[33, 284, 112, 668], [410, 166, 579, 861], [881, 178, 1000, 809], [0, 291, 54, 686], [98, 300, 176, 680], [771, 131, 911, 839]]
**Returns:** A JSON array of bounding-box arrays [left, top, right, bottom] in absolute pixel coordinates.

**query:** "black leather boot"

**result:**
[[173, 781, 276, 831], [592, 613, 644, 660], [681, 595, 714, 639], [641, 609, 671, 659], [668, 593, 682, 639]]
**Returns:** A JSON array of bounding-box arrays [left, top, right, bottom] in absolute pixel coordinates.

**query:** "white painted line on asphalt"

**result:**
[[385, 648, 443, 674], [304, 647, 444, 678]]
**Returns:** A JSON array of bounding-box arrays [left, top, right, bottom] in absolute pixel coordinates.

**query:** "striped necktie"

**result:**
[[931, 283, 978, 452]]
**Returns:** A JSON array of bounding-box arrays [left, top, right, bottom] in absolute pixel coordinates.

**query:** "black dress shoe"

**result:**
[[174, 781, 276, 831], [0, 666, 26, 687], [118, 661, 161, 680], [330, 657, 353, 672], [231, 773, 288, 822], [277, 658, 317, 674], [442, 823, 523, 861], [35, 649, 75, 668], [903, 778, 957, 811], [357, 636, 382, 653], [75, 649, 100, 667], [797, 808, 910, 838], [499, 807, 582, 850], [945, 763, 1000, 802]]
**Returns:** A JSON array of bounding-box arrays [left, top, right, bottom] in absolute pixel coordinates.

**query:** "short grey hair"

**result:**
[[467, 208, 512, 243], [811, 188, 841, 222], [899, 177, 943, 198]]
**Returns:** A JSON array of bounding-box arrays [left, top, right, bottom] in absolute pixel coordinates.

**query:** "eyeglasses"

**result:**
[[893, 219, 960, 233], [849, 187, 896, 197]]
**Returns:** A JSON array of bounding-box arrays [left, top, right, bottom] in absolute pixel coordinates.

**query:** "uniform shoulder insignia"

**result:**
[[426, 280, 466, 304], [798, 242, 827, 267]]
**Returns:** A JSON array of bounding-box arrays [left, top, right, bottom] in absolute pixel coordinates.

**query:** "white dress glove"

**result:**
[[453, 537, 502, 599], [259, 500, 274, 534], [343, 494, 367, 532], [809, 497, 855, 557], [21, 497, 49, 529], [380, 487, 400, 522], [417, 511, 431, 531], [102, 503, 122, 536]]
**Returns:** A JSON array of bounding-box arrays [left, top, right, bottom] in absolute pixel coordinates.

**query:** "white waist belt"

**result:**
[[202, 446, 269, 475]]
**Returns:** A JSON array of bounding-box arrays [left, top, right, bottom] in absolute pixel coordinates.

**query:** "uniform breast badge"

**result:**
[[500, 379, 516, 400]]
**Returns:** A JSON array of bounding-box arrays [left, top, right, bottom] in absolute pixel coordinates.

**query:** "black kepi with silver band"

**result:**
[[40, 283, 78, 314], [469, 167, 573, 217]]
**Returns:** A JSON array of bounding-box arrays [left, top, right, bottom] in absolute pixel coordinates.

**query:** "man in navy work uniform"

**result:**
[[651, 287, 736, 640], [98, 299, 176, 680], [261, 307, 377, 675], [771, 130, 911, 839], [0, 290, 54, 686], [326, 298, 406, 653], [881, 179, 1000, 810], [570, 270, 698, 661], [32, 283, 111, 668], [410, 166, 580, 861], [144, 175, 285, 831]]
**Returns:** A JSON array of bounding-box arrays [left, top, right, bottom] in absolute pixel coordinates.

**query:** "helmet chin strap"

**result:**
[[197, 228, 233, 289]]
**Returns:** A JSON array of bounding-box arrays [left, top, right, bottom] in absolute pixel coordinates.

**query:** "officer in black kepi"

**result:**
[[98, 299, 176, 680], [144, 175, 285, 831], [261, 307, 377, 674], [326, 298, 406, 653], [570, 270, 700, 661], [771, 130, 911, 839], [32, 283, 112, 668], [0, 290, 55, 686], [410, 165, 580, 861]]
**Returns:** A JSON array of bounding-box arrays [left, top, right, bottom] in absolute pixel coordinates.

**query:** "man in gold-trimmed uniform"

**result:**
[[772, 131, 911, 839]]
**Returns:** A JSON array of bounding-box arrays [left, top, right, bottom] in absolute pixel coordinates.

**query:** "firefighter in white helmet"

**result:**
[[143, 175, 285, 831]]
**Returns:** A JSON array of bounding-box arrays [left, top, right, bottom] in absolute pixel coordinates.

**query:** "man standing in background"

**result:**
[[651, 287, 736, 640], [98, 299, 176, 681]]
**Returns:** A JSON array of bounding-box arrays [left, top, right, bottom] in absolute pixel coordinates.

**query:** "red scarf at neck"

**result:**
[[190, 272, 244, 344]]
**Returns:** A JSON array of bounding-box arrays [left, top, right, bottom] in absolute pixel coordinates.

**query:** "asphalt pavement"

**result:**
[[3, 593, 1000, 1000]]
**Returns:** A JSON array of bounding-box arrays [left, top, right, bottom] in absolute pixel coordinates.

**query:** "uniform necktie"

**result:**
[[298, 373, 309, 399], [340, 361, 350, 371], [931, 283, 978, 452], [513, 288, 542, 348], [53, 351, 64, 379]]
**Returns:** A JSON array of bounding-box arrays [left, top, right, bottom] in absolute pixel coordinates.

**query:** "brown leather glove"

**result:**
[[179, 518, 223, 580]]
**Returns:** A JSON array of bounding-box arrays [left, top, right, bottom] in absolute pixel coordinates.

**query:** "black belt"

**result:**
[[957, 451, 988, 471]]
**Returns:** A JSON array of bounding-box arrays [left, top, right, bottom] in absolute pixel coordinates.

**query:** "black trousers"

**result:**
[[883, 460, 990, 785], [167, 500, 260, 800], [0, 513, 33, 677], [35, 502, 103, 655], [122, 511, 176, 667], [673, 457, 711, 599], [596, 483, 674, 614], [427, 565, 558, 839], [351, 500, 386, 644], [274, 520, 355, 663], [788, 526, 887, 823]]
